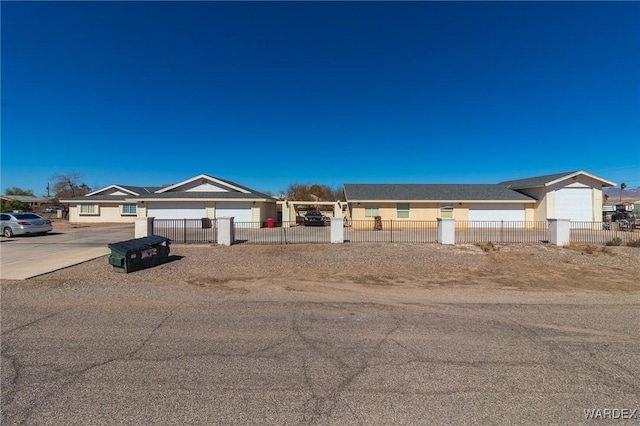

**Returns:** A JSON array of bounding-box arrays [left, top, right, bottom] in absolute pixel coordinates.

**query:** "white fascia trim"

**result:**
[[545, 171, 616, 188], [347, 199, 536, 204], [68, 200, 129, 204], [155, 174, 250, 194], [86, 185, 140, 197], [132, 198, 272, 203]]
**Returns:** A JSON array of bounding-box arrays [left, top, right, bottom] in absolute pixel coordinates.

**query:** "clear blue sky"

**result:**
[[2, 1, 639, 196]]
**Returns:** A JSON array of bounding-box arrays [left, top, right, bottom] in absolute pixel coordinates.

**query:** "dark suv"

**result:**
[[303, 210, 326, 226], [612, 211, 636, 231]]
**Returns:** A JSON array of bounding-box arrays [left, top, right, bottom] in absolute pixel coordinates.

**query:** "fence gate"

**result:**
[[152, 218, 217, 244]]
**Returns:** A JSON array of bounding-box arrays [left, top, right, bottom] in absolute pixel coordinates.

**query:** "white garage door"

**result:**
[[216, 202, 252, 223], [147, 202, 206, 219], [469, 204, 526, 227], [555, 188, 592, 222]]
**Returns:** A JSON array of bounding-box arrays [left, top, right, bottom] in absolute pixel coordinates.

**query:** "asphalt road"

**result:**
[[0, 225, 134, 279], [2, 282, 638, 425]]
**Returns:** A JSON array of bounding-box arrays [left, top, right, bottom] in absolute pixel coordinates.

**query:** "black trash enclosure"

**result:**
[[108, 236, 171, 273]]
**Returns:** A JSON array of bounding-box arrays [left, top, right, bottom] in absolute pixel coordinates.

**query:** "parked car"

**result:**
[[1, 212, 52, 238], [611, 211, 636, 231], [303, 210, 327, 226]]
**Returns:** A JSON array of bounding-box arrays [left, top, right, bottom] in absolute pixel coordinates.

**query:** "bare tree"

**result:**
[[50, 173, 92, 198], [50, 173, 92, 218], [284, 183, 344, 202]]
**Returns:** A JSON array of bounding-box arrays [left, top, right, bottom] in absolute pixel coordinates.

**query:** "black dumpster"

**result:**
[[108, 236, 171, 273]]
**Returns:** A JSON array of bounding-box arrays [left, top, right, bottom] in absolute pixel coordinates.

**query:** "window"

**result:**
[[397, 203, 410, 219], [364, 206, 379, 218], [79, 204, 98, 215], [440, 203, 454, 219], [122, 204, 137, 215]]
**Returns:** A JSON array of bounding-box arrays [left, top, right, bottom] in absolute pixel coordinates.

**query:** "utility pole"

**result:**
[[46, 183, 51, 197]]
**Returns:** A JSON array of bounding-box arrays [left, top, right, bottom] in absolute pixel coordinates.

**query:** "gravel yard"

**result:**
[[11, 242, 639, 294]]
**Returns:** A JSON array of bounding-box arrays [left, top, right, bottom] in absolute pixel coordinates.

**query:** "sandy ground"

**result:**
[[9, 241, 638, 295]]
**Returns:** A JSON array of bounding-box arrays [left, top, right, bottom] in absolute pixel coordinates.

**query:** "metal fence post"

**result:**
[[183, 219, 187, 244]]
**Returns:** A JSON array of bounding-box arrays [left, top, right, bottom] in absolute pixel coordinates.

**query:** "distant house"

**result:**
[[61, 174, 277, 224], [344, 171, 614, 224], [0, 195, 54, 212]]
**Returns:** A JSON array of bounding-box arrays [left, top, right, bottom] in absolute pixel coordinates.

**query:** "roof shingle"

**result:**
[[344, 184, 535, 202]]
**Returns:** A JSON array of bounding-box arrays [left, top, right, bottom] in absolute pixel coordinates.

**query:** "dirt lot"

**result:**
[[11, 242, 638, 295]]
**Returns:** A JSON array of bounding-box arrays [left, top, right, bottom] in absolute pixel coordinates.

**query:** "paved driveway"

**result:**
[[0, 225, 134, 280]]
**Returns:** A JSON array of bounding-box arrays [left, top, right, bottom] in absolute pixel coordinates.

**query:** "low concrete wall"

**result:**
[[135, 217, 154, 238], [217, 217, 235, 246], [437, 218, 455, 245], [331, 217, 344, 243], [548, 219, 570, 246]]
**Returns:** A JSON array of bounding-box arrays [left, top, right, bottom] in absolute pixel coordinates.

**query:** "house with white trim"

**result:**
[[344, 171, 614, 226], [62, 174, 277, 225]]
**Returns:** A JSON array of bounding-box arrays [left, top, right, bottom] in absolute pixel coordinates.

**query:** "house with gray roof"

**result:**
[[344, 171, 614, 225], [0, 195, 55, 213], [61, 174, 276, 224]]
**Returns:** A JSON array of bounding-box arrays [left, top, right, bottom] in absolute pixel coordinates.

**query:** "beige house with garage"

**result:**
[[344, 171, 614, 228], [62, 174, 277, 225]]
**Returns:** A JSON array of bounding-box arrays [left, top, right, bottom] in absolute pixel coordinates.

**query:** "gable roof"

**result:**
[[86, 184, 161, 197], [155, 174, 251, 194], [344, 184, 536, 202], [62, 174, 274, 202], [128, 191, 274, 201], [118, 185, 163, 194], [499, 171, 615, 189]]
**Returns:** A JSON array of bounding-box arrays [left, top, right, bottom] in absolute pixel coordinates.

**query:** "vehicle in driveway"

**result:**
[[303, 210, 327, 226], [1, 212, 53, 238]]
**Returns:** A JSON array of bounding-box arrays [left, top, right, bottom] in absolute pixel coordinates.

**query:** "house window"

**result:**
[[440, 203, 454, 219], [79, 204, 98, 215], [397, 203, 410, 219], [364, 206, 379, 218], [122, 204, 137, 215]]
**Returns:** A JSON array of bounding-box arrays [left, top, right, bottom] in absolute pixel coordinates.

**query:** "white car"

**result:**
[[1, 212, 53, 238]]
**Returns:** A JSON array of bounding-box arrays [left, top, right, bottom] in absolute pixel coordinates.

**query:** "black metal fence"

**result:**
[[151, 218, 639, 246], [569, 221, 638, 245], [345, 220, 438, 243], [456, 221, 549, 244], [152, 218, 217, 244], [233, 221, 331, 245]]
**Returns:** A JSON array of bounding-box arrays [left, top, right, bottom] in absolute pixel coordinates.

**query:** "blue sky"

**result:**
[[2, 1, 639, 196]]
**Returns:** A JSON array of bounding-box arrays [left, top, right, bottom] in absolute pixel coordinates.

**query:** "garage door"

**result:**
[[555, 187, 592, 222], [469, 204, 525, 227], [147, 202, 206, 219], [216, 202, 252, 224]]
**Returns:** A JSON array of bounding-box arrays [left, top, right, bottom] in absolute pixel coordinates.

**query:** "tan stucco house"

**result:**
[[62, 174, 277, 225], [344, 171, 614, 227]]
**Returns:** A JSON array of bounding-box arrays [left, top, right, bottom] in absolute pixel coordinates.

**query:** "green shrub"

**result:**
[[626, 239, 640, 247], [476, 241, 499, 253], [565, 243, 599, 254], [605, 237, 623, 246]]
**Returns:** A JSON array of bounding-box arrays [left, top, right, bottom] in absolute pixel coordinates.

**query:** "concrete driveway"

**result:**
[[0, 224, 134, 280]]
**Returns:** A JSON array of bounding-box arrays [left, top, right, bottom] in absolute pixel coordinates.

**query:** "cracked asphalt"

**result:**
[[1, 245, 639, 425]]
